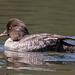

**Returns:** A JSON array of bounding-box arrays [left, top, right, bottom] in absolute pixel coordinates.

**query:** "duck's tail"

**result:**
[[58, 41, 75, 52]]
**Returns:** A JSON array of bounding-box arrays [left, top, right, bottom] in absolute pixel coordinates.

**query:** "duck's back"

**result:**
[[5, 33, 61, 52]]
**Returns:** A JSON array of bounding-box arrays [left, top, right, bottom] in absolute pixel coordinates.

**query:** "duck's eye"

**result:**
[[9, 27, 12, 30]]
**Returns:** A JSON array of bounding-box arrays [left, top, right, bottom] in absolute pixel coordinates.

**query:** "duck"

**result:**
[[0, 18, 75, 52]]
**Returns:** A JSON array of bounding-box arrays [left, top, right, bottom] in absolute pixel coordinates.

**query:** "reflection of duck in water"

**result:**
[[4, 50, 44, 65], [0, 18, 75, 52]]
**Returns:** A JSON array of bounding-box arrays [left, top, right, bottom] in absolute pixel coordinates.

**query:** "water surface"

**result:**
[[0, 0, 75, 75]]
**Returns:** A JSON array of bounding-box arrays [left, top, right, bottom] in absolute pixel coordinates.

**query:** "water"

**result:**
[[0, 0, 75, 75]]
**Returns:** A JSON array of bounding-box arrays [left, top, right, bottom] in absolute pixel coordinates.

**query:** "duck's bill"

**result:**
[[0, 30, 8, 37]]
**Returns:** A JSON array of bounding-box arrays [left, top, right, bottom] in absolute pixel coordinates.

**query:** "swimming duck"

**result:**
[[0, 18, 75, 52]]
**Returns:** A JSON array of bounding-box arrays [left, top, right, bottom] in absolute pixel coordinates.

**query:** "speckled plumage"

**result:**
[[4, 33, 75, 52], [4, 33, 60, 52]]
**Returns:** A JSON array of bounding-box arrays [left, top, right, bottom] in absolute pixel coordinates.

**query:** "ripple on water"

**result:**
[[64, 36, 75, 45], [44, 52, 75, 62], [0, 45, 5, 52]]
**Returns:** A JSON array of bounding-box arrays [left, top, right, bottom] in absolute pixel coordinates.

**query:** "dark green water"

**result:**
[[0, 0, 75, 75]]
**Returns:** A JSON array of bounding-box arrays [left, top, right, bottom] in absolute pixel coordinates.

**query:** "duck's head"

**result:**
[[0, 18, 29, 41]]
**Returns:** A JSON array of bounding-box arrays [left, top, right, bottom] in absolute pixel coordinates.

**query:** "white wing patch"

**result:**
[[44, 38, 58, 40]]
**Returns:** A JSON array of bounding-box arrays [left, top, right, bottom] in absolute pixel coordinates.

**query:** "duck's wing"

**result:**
[[47, 34, 75, 40], [23, 33, 75, 40]]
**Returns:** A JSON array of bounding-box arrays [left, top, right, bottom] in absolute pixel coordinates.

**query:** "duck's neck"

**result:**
[[9, 31, 30, 41]]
